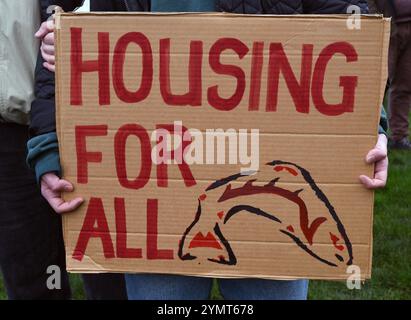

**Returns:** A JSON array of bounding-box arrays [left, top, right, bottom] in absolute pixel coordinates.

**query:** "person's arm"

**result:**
[[28, 1, 84, 213], [30, 1, 84, 136]]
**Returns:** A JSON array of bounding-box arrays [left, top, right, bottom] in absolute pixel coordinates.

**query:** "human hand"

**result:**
[[35, 20, 56, 72], [41, 173, 84, 214], [359, 134, 388, 189]]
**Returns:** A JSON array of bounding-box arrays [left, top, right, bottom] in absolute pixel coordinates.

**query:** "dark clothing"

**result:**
[[393, 0, 411, 22], [150, 0, 215, 12], [30, 0, 84, 137], [0, 0, 127, 300], [90, 0, 368, 14], [367, 0, 379, 13], [388, 22, 411, 140], [82, 274, 128, 300], [0, 123, 127, 299], [370, 0, 411, 23], [0, 123, 70, 299]]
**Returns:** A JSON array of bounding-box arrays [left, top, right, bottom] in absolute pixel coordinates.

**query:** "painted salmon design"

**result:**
[[178, 160, 353, 268]]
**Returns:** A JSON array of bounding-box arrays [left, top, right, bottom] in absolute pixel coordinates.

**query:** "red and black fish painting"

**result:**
[[178, 160, 353, 268]]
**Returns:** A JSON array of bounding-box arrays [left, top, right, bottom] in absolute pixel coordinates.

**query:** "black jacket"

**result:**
[[89, 0, 368, 13], [370, 0, 411, 23], [31, 0, 369, 136]]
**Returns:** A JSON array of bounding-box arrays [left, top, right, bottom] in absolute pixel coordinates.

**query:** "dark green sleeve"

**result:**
[[27, 132, 61, 183], [379, 106, 389, 136]]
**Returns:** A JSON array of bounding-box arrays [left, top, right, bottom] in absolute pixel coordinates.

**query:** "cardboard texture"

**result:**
[[55, 13, 390, 280]]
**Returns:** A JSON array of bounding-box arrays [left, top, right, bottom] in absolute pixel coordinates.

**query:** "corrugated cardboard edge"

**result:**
[[67, 265, 357, 281]]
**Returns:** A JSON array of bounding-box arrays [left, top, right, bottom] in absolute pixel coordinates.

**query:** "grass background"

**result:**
[[0, 116, 409, 300]]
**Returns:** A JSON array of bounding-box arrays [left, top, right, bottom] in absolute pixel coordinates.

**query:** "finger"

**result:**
[[43, 62, 55, 72], [43, 32, 55, 46], [48, 196, 83, 214], [374, 158, 388, 184], [359, 175, 372, 188], [52, 179, 74, 193], [47, 197, 63, 213], [366, 148, 387, 164], [55, 197, 84, 214], [35, 20, 54, 38], [43, 175, 73, 193], [35, 22, 49, 38], [359, 175, 386, 190], [377, 133, 388, 149], [40, 47, 55, 64], [41, 43, 55, 55], [42, 172, 60, 186]]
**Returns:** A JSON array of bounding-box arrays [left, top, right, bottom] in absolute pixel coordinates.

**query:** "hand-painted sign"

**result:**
[[56, 13, 390, 279]]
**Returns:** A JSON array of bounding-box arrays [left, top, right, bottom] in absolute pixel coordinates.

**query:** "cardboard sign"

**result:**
[[55, 13, 390, 280]]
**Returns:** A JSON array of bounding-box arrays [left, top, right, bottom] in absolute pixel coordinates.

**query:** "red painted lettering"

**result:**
[[114, 124, 152, 190], [160, 39, 203, 106], [208, 38, 249, 111], [72, 197, 115, 261], [112, 32, 153, 103], [70, 28, 110, 106], [76, 125, 108, 184], [312, 42, 358, 116]]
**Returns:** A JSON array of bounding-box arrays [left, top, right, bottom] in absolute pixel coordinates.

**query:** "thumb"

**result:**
[[51, 179, 74, 193], [366, 148, 386, 164], [42, 174, 73, 192], [42, 172, 60, 187], [35, 21, 54, 38]]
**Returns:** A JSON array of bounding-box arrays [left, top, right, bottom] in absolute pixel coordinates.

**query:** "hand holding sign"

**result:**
[[36, 19, 56, 72], [54, 13, 390, 279], [41, 173, 84, 214], [359, 134, 388, 189]]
